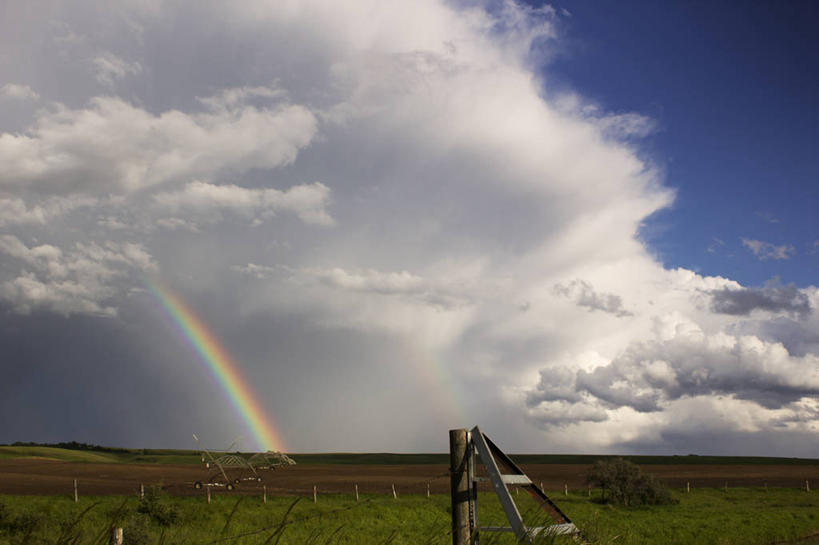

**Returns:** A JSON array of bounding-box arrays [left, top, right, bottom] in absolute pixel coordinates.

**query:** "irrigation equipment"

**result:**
[[192, 434, 296, 491]]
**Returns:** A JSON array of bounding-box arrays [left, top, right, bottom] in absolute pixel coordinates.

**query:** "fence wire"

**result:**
[[202, 471, 453, 544]]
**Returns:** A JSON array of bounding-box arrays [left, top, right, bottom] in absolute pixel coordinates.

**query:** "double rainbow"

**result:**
[[145, 277, 285, 452]]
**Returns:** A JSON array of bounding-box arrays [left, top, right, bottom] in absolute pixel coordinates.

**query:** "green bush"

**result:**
[[136, 487, 178, 527], [587, 458, 675, 506]]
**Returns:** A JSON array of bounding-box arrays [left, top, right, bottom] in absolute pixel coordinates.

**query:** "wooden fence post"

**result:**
[[686, 482, 690, 493], [355, 484, 359, 501], [110, 527, 123, 545], [313, 485, 317, 504], [449, 428, 470, 545], [392, 484, 397, 499], [140, 483, 144, 499], [426, 482, 430, 498], [806, 480, 810, 492], [73, 479, 78, 503], [564, 483, 568, 496], [206, 486, 211, 504], [263, 485, 267, 504]]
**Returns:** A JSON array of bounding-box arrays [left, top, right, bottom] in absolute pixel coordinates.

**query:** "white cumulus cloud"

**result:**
[[0, 92, 317, 194]]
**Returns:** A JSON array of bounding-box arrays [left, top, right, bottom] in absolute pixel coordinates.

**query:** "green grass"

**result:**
[[0, 446, 203, 465], [1, 488, 818, 545], [0, 447, 123, 464], [533, 487, 819, 545], [0, 492, 453, 545]]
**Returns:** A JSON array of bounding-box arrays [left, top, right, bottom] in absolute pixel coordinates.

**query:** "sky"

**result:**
[[1, 0, 817, 456]]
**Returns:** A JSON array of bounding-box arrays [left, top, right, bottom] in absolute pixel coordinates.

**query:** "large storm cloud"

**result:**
[[0, 0, 816, 455]]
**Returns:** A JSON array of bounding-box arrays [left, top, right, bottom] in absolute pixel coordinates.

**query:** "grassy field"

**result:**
[[0, 447, 202, 465], [1, 487, 817, 544], [2, 446, 818, 467]]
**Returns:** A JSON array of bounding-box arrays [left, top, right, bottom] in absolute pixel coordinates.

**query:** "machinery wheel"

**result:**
[[226, 483, 235, 491], [194, 481, 203, 490]]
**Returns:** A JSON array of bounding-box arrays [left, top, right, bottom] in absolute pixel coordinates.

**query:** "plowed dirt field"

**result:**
[[1, 458, 817, 497]]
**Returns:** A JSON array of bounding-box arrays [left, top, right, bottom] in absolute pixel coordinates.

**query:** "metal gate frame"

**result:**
[[466, 426, 580, 543]]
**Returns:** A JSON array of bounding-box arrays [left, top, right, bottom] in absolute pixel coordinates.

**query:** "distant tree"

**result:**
[[587, 458, 675, 506], [8, 441, 128, 453]]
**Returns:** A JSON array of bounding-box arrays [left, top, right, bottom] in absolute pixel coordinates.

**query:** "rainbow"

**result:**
[[145, 277, 285, 452]]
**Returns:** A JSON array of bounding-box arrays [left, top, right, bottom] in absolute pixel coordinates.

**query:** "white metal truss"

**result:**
[[467, 426, 580, 543]]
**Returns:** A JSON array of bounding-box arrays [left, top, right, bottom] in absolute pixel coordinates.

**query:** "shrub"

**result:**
[[137, 486, 178, 527], [587, 458, 675, 506]]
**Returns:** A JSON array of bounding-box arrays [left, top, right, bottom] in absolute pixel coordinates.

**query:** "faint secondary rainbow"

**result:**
[[145, 277, 285, 452]]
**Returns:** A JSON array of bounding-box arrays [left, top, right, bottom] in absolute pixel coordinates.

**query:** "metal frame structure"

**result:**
[[466, 426, 580, 543], [192, 434, 296, 491]]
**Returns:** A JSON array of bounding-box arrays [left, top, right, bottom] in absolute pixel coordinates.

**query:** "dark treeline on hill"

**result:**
[[7, 441, 131, 453]]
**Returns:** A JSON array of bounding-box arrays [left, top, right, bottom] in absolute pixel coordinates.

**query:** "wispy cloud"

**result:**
[[755, 211, 779, 224], [707, 237, 726, 254], [92, 52, 142, 87], [741, 238, 795, 260], [0, 83, 40, 101]]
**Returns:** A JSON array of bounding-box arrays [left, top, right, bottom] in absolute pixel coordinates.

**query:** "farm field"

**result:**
[[1, 446, 817, 497], [0, 459, 817, 497], [1, 447, 818, 543]]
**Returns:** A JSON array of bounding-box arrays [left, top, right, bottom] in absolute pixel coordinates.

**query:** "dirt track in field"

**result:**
[[1, 458, 818, 497]]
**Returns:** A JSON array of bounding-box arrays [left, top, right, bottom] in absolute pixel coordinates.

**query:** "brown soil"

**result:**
[[1, 458, 817, 497]]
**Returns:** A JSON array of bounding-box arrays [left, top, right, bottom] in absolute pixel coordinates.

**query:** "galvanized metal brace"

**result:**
[[467, 426, 581, 544]]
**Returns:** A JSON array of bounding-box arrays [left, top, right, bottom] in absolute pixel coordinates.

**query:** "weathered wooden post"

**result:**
[[686, 482, 690, 493], [140, 483, 144, 499], [392, 483, 397, 499], [426, 482, 430, 498], [355, 484, 359, 501], [564, 483, 568, 496], [449, 428, 470, 545], [806, 480, 810, 492], [73, 479, 78, 503], [110, 527, 123, 545], [313, 485, 317, 504], [206, 486, 211, 504], [263, 485, 267, 504]]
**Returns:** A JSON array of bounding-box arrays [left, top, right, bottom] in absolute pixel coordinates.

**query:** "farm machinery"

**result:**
[[192, 434, 296, 491]]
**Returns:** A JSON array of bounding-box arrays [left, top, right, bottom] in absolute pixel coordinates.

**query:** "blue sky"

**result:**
[[540, 0, 819, 286]]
